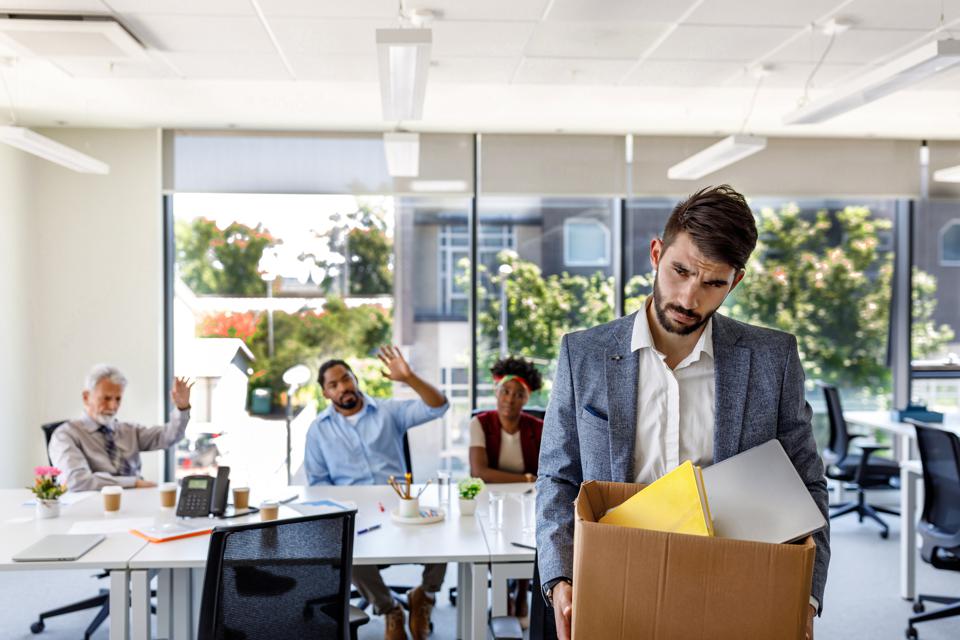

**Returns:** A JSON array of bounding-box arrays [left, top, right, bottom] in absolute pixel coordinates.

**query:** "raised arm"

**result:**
[[378, 345, 446, 408]]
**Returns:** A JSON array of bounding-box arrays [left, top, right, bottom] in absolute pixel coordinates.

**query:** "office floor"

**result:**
[[1, 494, 956, 640]]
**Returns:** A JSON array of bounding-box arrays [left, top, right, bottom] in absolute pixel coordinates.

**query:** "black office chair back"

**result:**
[[914, 424, 960, 536], [41, 421, 67, 465], [821, 385, 852, 463], [197, 510, 358, 640]]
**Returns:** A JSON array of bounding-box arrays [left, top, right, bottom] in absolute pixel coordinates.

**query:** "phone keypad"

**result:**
[[178, 494, 209, 517]]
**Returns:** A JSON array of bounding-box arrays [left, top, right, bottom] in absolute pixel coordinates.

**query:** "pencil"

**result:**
[[405, 472, 412, 499], [416, 479, 432, 499]]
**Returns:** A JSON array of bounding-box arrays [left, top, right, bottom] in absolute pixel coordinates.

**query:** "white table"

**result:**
[[843, 411, 960, 600], [475, 484, 537, 618]]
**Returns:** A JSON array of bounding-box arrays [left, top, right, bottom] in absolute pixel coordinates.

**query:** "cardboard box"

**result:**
[[572, 481, 816, 640]]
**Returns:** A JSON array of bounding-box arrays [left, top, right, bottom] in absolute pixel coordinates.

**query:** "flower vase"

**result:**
[[36, 498, 61, 519], [459, 497, 477, 516]]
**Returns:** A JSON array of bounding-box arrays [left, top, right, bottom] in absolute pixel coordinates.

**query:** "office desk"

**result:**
[[127, 484, 493, 640], [843, 411, 960, 600], [475, 484, 537, 618]]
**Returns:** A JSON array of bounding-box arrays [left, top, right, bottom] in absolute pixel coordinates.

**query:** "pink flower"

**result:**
[[34, 466, 61, 477]]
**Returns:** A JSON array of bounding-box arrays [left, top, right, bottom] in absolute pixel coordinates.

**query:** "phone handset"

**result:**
[[210, 466, 230, 517]]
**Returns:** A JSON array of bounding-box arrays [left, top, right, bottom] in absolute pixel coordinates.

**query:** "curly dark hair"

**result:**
[[490, 356, 543, 392]]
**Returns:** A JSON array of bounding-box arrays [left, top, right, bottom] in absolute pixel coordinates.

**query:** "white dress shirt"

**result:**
[[631, 298, 715, 484]]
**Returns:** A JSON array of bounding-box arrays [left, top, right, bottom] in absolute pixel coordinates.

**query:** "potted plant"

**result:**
[[30, 466, 67, 519], [457, 477, 485, 516]]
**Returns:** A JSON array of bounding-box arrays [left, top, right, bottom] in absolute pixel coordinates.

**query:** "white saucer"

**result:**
[[390, 507, 445, 525]]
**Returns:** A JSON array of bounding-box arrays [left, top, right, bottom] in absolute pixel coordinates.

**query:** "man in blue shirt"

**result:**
[[305, 346, 449, 640]]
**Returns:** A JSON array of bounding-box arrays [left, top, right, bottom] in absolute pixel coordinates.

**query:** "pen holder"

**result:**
[[398, 496, 420, 518]]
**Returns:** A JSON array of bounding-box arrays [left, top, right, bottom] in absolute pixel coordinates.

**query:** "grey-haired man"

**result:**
[[49, 364, 194, 491]]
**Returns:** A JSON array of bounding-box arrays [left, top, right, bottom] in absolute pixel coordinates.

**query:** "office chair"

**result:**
[[197, 510, 369, 640], [821, 384, 900, 538], [31, 421, 111, 639], [905, 422, 960, 639]]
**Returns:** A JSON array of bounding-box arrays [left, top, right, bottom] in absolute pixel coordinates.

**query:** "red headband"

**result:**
[[494, 374, 531, 393]]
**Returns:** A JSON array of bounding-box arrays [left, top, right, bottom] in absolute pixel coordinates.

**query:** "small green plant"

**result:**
[[29, 466, 67, 501], [458, 477, 485, 500]]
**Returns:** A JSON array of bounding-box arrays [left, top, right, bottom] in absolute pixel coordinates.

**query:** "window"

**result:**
[[941, 219, 960, 266], [563, 217, 610, 267]]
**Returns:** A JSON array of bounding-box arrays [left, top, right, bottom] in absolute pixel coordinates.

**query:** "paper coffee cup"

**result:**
[[233, 487, 250, 510], [260, 500, 279, 521], [101, 485, 123, 512], [159, 482, 177, 508]]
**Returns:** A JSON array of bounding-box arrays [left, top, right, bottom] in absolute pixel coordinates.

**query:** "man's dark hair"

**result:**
[[491, 356, 543, 392], [662, 184, 758, 272], [318, 359, 354, 386]]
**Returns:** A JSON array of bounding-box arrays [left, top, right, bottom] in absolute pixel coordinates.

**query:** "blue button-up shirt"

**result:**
[[304, 393, 449, 486]]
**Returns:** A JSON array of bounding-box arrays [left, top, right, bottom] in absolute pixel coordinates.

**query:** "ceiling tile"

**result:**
[[684, 0, 843, 27], [526, 21, 670, 59], [650, 25, 800, 61], [287, 53, 378, 81], [407, 0, 552, 21], [0, 0, 108, 12], [431, 56, 517, 83], [52, 56, 174, 78], [268, 17, 394, 56], [842, 0, 957, 30], [725, 62, 864, 89], [164, 51, 290, 80], [771, 28, 932, 65], [258, 0, 397, 19], [106, 0, 253, 15], [623, 59, 742, 87], [432, 20, 535, 57], [546, 0, 692, 23], [513, 56, 635, 84], [121, 14, 276, 53]]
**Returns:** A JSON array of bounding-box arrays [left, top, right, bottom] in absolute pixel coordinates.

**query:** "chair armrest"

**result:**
[[853, 443, 893, 484]]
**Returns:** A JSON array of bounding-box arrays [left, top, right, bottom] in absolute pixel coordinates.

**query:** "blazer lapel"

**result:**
[[712, 314, 751, 463], [606, 313, 639, 483]]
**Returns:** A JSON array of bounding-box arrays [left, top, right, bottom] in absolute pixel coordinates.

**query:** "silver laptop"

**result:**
[[701, 439, 827, 544], [12, 534, 105, 562]]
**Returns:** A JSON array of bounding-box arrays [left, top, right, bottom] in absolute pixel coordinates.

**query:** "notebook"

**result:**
[[12, 534, 105, 562], [701, 439, 827, 544]]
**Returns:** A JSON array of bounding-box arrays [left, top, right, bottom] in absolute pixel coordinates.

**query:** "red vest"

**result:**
[[477, 410, 543, 475]]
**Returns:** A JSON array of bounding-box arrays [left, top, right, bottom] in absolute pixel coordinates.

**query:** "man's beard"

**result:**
[[94, 412, 117, 427], [652, 273, 712, 336], [334, 391, 360, 411]]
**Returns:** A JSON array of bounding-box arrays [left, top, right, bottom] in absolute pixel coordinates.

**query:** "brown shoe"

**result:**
[[384, 605, 406, 640], [408, 586, 435, 640]]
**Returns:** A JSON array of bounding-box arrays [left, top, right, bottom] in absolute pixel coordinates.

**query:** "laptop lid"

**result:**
[[12, 534, 106, 562], [701, 439, 827, 544]]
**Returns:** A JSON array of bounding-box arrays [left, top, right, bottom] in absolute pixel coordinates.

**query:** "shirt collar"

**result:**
[[630, 298, 714, 363], [319, 392, 377, 422], [81, 412, 108, 433]]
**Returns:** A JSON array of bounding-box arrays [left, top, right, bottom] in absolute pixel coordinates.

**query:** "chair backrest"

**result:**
[[197, 510, 357, 640], [913, 423, 960, 540], [41, 421, 67, 465], [820, 385, 852, 461]]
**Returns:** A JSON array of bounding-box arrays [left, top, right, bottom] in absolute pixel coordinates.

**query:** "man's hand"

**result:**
[[134, 479, 157, 488], [806, 604, 815, 640], [171, 377, 194, 410], [378, 345, 413, 383], [551, 581, 573, 640]]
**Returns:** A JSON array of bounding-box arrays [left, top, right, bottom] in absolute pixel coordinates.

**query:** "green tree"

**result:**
[[175, 218, 275, 296], [319, 203, 393, 295]]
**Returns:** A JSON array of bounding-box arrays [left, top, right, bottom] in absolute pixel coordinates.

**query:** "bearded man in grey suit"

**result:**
[[536, 185, 829, 640]]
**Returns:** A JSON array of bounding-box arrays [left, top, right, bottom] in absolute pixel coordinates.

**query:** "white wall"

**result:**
[[0, 128, 165, 487]]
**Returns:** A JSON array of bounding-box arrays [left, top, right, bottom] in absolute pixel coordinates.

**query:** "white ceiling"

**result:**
[[0, 0, 960, 138]]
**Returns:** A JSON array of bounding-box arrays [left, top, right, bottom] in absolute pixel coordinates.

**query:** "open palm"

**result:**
[[378, 345, 412, 382]]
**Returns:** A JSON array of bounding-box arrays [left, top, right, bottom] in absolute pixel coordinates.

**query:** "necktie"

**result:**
[[99, 425, 132, 476]]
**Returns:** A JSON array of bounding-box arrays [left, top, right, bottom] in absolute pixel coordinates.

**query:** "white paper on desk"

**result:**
[[69, 518, 154, 535], [288, 499, 356, 515], [22, 491, 97, 507]]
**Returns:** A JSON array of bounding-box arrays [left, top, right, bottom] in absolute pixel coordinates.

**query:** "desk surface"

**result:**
[[844, 410, 960, 437], [475, 483, 537, 563]]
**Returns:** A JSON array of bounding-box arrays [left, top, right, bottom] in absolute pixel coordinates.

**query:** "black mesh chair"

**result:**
[[905, 422, 960, 639], [821, 384, 900, 538], [197, 510, 369, 640], [30, 421, 114, 639]]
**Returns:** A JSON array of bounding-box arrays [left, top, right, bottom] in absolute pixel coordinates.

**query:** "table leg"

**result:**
[[457, 563, 468, 639], [156, 569, 172, 640], [131, 570, 151, 640], [470, 562, 488, 640], [900, 465, 919, 600], [172, 568, 193, 640], [191, 568, 205, 637], [491, 562, 535, 617], [109, 570, 130, 640]]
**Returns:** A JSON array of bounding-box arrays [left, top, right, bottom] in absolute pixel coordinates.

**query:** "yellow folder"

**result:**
[[599, 460, 715, 536]]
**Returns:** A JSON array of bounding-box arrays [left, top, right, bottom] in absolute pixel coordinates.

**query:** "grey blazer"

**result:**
[[535, 311, 830, 611]]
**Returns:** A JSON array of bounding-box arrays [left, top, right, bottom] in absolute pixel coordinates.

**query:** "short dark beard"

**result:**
[[652, 273, 711, 336], [334, 391, 360, 411]]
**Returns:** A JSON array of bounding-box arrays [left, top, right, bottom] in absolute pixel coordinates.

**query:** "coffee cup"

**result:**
[[260, 500, 279, 521], [101, 485, 123, 512], [232, 487, 250, 510], [159, 482, 177, 508]]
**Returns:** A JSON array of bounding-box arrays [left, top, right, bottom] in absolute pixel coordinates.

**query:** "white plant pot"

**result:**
[[459, 497, 477, 516], [36, 498, 61, 519]]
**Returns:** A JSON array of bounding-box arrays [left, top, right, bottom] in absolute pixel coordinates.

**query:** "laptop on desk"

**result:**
[[12, 534, 105, 562]]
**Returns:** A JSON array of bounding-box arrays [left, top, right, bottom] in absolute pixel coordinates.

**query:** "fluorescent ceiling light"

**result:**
[[0, 126, 110, 174], [784, 39, 960, 125], [376, 28, 431, 121], [933, 164, 960, 182], [667, 135, 766, 181], [383, 132, 420, 177]]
